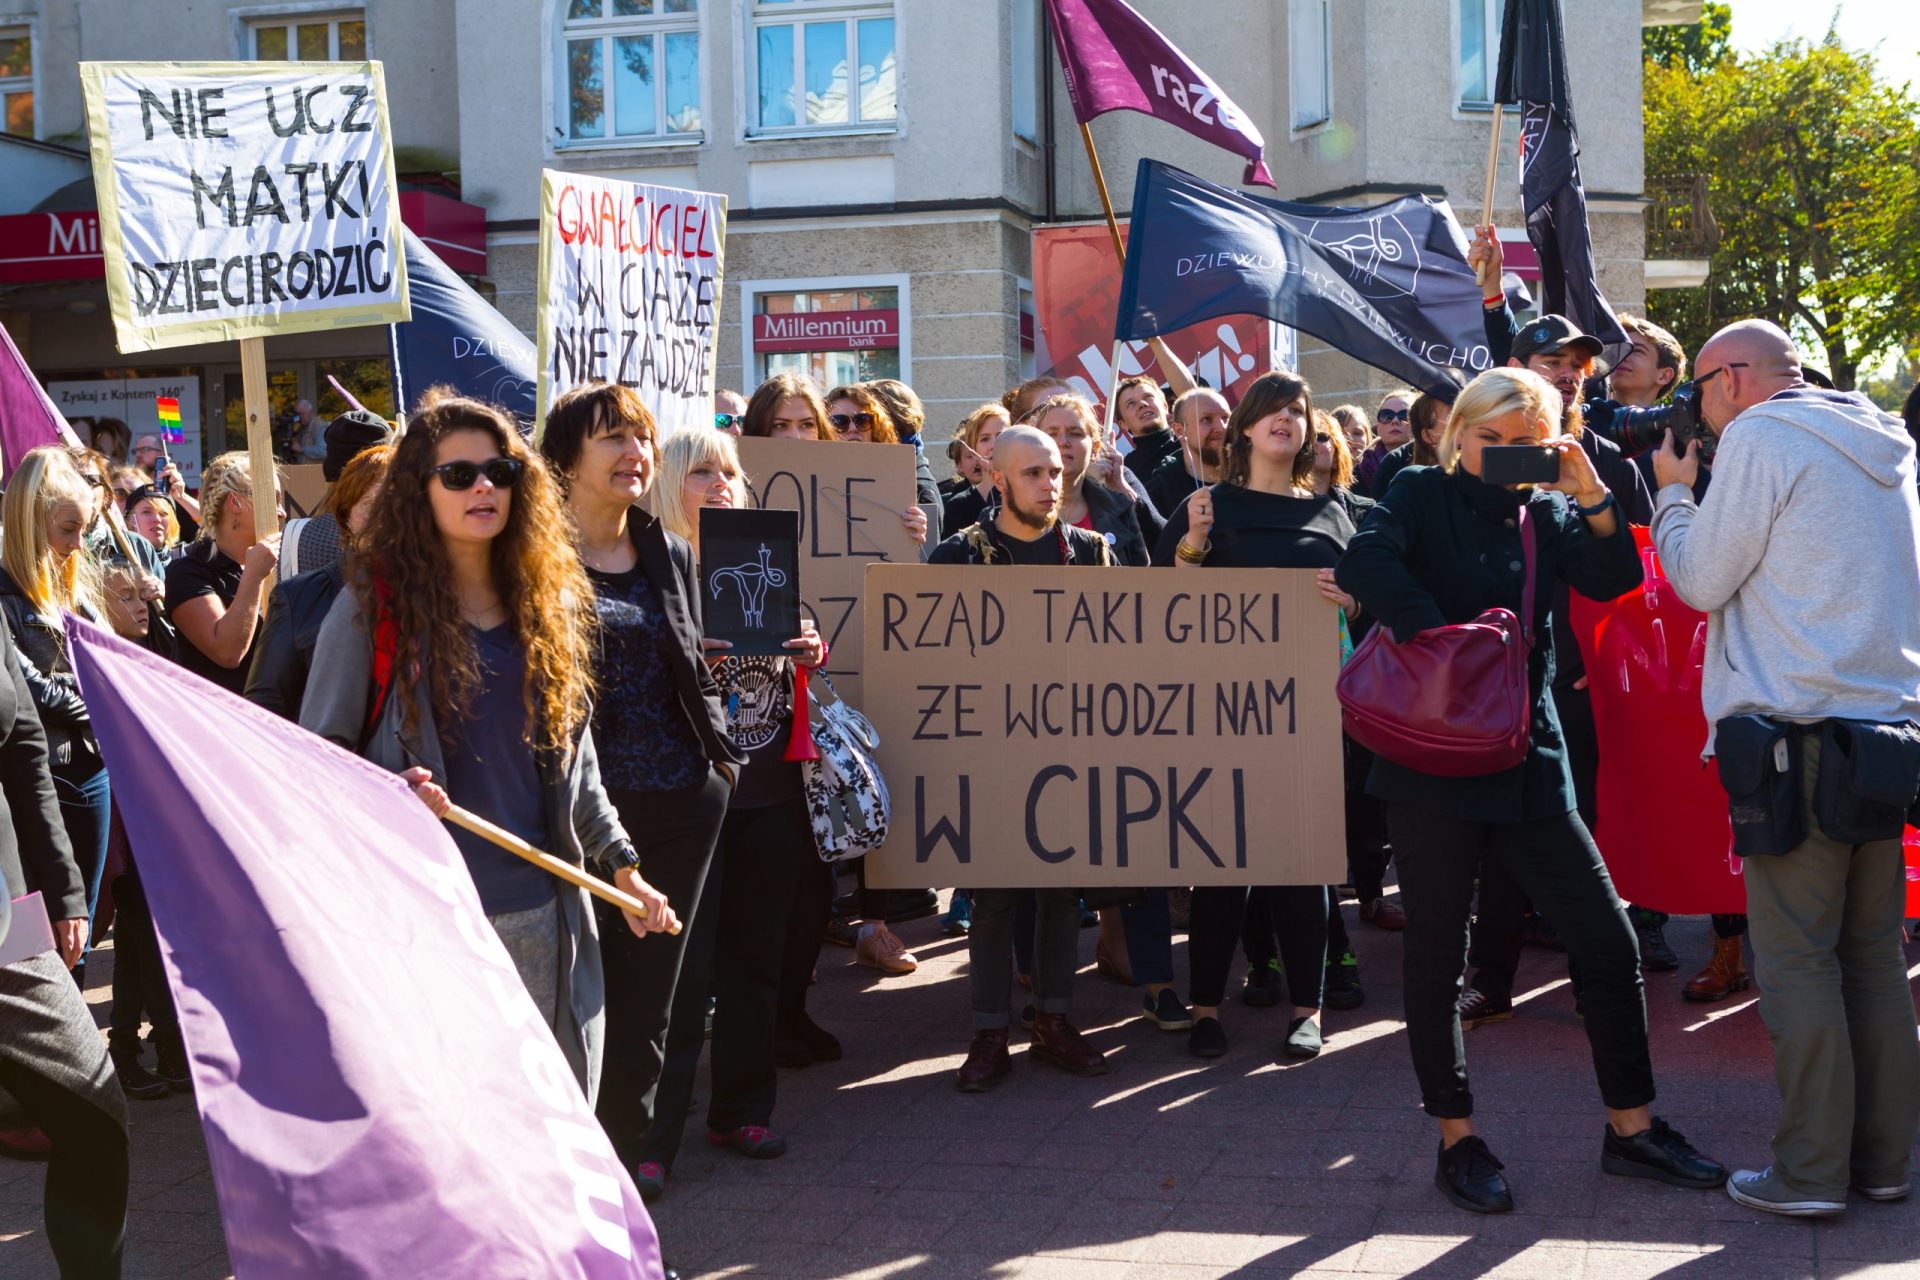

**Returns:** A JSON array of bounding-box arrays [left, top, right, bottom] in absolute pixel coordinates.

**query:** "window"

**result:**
[[751, 0, 895, 135], [1288, 0, 1329, 131], [249, 11, 367, 61], [558, 0, 701, 145], [1011, 0, 1041, 144], [1458, 0, 1507, 107], [0, 26, 32, 137], [750, 284, 902, 386]]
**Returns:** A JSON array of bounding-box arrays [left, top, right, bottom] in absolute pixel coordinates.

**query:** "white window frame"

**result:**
[[738, 272, 911, 389], [746, 0, 898, 139], [1288, 0, 1330, 134], [0, 15, 36, 141], [237, 5, 369, 61], [553, 0, 705, 149], [1011, 0, 1041, 146], [1456, 0, 1511, 111]]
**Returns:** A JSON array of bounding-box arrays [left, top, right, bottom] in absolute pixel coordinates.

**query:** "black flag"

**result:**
[[1494, 0, 1626, 369]]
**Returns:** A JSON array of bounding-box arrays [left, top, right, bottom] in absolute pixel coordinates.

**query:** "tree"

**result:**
[[1643, 32, 1920, 388], [1642, 2, 1731, 76]]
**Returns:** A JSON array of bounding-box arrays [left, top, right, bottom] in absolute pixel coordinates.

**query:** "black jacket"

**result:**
[[1369, 441, 1417, 498], [244, 561, 347, 721], [0, 620, 85, 920], [1143, 454, 1201, 517], [1334, 464, 1642, 822], [1123, 426, 1183, 482], [0, 568, 96, 771], [1082, 478, 1164, 567], [941, 485, 991, 539], [621, 509, 743, 769], [928, 520, 1117, 566]]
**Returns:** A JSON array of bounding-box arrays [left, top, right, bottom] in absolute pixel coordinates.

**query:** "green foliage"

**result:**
[[1642, 3, 1732, 75], [1643, 31, 1920, 389]]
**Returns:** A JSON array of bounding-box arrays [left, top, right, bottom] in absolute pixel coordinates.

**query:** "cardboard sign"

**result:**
[[699, 508, 800, 657], [48, 375, 205, 484], [735, 436, 920, 705], [534, 170, 725, 436], [862, 565, 1347, 888], [281, 463, 328, 521], [79, 62, 409, 354]]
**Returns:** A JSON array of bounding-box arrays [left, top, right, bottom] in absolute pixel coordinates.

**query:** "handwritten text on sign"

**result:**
[[535, 170, 726, 436], [79, 62, 409, 354], [735, 436, 918, 707], [862, 566, 1347, 889]]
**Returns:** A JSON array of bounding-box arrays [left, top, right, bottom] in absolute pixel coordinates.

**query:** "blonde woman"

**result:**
[[941, 402, 1012, 537], [1028, 393, 1162, 565], [1335, 367, 1723, 1213], [163, 452, 282, 694]]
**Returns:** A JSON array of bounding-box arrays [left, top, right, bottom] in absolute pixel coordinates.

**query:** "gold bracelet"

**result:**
[[1175, 538, 1210, 564]]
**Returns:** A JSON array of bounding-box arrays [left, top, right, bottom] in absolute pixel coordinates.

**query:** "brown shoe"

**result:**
[[1683, 935, 1749, 1002], [855, 922, 918, 975], [1360, 897, 1407, 931], [956, 1028, 1011, 1092], [1028, 1011, 1109, 1076]]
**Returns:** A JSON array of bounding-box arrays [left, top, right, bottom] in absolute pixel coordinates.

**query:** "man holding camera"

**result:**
[[1652, 319, 1920, 1218]]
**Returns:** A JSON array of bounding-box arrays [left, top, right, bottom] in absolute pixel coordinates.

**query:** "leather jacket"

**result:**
[[244, 560, 346, 721], [0, 568, 98, 770]]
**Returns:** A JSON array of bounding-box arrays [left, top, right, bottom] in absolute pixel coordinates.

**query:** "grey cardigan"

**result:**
[[299, 587, 630, 1095]]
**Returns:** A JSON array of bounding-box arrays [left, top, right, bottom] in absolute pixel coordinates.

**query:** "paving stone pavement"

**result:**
[[3, 895, 1918, 1279]]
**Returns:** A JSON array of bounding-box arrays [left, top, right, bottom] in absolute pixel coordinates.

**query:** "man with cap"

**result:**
[[279, 409, 393, 579]]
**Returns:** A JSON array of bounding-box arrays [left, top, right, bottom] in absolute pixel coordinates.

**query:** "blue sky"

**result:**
[[1730, 0, 1918, 90]]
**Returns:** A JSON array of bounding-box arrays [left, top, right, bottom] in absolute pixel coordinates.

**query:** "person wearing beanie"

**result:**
[[285, 411, 395, 578]]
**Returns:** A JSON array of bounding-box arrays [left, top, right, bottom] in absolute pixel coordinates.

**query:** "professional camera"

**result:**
[[1591, 378, 1715, 462]]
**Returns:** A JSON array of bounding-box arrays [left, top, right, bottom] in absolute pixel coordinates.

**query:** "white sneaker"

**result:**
[[1726, 1168, 1845, 1218], [1852, 1180, 1911, 1202]]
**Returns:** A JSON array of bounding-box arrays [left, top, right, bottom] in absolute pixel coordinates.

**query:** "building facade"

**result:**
[[0, 0, 1699, 475]]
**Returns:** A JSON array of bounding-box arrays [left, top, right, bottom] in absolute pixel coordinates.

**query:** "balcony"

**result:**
[[1644, 173, 1719, 290]]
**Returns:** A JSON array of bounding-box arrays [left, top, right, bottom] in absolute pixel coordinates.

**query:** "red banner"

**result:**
[[1572, 527, 1920, 916]]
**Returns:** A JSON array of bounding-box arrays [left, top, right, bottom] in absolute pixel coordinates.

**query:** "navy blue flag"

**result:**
[[392, 228, 538, 427], [1495, 0, 1626, 369], [1114, 160, 1493, 401]]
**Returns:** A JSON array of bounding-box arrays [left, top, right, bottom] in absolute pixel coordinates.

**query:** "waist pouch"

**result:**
[[1813, 718, 1920, 844], [1715, 715, 1806, 857]]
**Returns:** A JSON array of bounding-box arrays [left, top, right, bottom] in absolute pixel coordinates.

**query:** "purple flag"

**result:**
[[1043, 0, 1275, 188], [0, 319, 81, 483], [67, 618, 663, 1280]]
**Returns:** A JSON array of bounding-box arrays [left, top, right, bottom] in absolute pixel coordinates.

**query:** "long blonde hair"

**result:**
[[654, 428, 747, 545], [1436, 368, 1565, 472], [1, 447, 103, 619]]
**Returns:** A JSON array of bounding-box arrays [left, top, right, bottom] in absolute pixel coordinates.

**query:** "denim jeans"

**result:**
[[51, 764, 110, 980]]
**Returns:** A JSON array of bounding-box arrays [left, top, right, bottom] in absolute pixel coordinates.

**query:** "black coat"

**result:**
[[0, 620, 85, 920], [1123, 426, 1183, 482], [620, 509, 743, 769], [1334, 464, 1642, 823], [0, 568, 95, 770], [1081, 478, 1164, 567], [244, 561, 347, 721]]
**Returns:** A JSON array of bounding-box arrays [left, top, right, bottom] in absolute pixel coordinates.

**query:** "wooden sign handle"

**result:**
[[444, 804, 681, 936]]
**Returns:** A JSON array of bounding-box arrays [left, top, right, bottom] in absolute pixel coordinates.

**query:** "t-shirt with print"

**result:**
[[713, 654, 803, 809]]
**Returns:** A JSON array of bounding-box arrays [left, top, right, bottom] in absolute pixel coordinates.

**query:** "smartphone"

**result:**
[[1479, 445, 1560, 487]]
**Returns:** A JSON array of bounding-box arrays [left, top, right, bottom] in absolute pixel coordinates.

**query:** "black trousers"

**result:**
[[1391, 802, 1653, 1119], [106, 863, 178, 1048], [640, 797, 815, 1171], [1345, 738, 1392, 901], [0, 1054, 128, 1277], [1191, 885, 1327, 1009], [594, 771, 730, 1170], [777, 853, 835, 1029]]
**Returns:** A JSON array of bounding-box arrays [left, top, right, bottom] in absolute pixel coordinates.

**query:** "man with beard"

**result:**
[[1142, 388, 1230, 515], [1116, 375, 1180, 482], [928, 427, 1116, 1090]]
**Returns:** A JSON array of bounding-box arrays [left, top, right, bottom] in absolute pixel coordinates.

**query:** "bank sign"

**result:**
[[751, 309, 899, 354]]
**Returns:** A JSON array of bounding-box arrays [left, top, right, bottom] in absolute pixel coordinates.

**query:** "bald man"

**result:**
[[1651, 319, 1920, 1219]]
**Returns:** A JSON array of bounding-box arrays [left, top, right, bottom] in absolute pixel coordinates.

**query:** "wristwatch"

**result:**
[[607, 841, 641, 873]]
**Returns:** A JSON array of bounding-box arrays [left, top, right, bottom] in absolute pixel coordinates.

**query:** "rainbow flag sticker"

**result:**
[[156, 396, 184, 444]]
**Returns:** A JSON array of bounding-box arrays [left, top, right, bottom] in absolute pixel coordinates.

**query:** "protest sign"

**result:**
[[735, 436, 919, 705], [282, 462, 328, 520], [49, 375, 205, 484], [535, 170, 725, 436], [699, 508, 801, 658], [79, 62, 410, 355], [861, 565, 1347, 889]]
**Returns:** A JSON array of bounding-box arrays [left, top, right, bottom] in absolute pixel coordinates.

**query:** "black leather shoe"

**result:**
[[1602, 1118, 1728, 1188], [1436, 1136, 1515, 1213]]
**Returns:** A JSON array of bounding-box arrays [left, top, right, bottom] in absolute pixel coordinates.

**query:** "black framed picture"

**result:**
[[698, 507, 802, 656]]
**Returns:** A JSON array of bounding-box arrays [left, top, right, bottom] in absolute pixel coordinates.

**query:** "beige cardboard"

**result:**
[[862, 564, 1348, 888], [281, 464, 329, 521], [734, 437, 920, 706]]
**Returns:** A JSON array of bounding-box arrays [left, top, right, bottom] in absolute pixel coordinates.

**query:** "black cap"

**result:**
[[322, 410, 393, 482], [1511, 314, 1605, 364]]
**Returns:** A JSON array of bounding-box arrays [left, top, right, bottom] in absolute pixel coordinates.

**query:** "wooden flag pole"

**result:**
[[444, 804, 681, 935], [1075, 122, 1133, 439], [1478, 110, 1505, 292], [238, 337, 278, 544]]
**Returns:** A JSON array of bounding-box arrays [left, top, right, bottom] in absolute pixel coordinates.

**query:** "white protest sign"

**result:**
[[80, 62, 409, 354], [49, 376, 205, 484], [534, 170, 725, 437]]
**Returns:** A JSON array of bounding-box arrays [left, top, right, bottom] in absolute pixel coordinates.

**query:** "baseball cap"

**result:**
[[1511, 315, 1605, 364]]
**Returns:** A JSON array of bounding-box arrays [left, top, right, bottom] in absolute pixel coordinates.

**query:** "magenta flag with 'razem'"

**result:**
[[0, 319, 80, 483], [67, 618, 662, 1280], [1042, 0, 1275, 189]]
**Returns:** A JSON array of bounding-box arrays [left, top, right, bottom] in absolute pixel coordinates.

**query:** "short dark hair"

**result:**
[[1224, 371, 1317, 490], [540, 382, 657, 479], [1904, 381, 1920, 450]]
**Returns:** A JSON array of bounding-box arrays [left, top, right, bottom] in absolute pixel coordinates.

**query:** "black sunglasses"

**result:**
[[1315, 432, 1332, 443], [714, 413, 742, 430], [431, 458, 524, 491], [1377, 408, 1410, 422], [829, 412, 876, 432]]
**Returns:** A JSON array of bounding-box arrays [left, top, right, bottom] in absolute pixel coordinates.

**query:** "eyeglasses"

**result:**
[[1377, 408, 1410, 423], [1693, 362, 1748, 387], [714, 413, 741, 430], [431, 458, 524, 491], [829, 412, 876, 432]]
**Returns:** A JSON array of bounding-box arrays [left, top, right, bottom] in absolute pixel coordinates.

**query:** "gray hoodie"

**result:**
[[1651, 388, 1920, 753]]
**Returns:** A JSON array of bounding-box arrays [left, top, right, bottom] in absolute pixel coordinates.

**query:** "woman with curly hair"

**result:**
[[299, 392, 677, 1097]]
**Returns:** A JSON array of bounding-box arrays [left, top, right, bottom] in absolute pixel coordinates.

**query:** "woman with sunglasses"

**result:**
[[1368, 394, 1449, 500], [742, 372, 834, 440], [1154, 371, 1355, 1062], [301, 393, 676, 1099], [1353, 389, 1417, 494]]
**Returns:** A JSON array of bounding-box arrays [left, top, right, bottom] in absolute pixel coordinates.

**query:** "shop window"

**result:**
[[1458, 0, 1506, 107], [750, 0, 895, 135], [249, 10, 367, 61], [558, 0, 701, 145], [0, 27, 33, 138], [751, 285, 902, 386]]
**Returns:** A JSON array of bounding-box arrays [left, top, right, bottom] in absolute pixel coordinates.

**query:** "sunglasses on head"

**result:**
[[1378, 408, 1410, 422], [432, 458, 524, 491], [829, 412, 876, 432], [714, 412, 741, 430]]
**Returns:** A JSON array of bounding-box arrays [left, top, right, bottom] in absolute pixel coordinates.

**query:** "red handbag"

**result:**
[[1336, 507, 1536, 778]]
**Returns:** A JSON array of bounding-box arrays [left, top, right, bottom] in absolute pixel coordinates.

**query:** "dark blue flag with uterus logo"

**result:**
[[1114, 161, 1494, 401]]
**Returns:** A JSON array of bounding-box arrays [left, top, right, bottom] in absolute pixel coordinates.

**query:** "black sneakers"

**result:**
[[108, 1038, 169, 1101], [1187, 1016, 1228, 1058], [1602, 1118, 1728, 1189], [1323, 953, 1364, 1011], [1436, 1136, 1515, 1213]]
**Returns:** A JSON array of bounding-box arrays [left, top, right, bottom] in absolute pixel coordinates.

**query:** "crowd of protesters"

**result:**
[[3, 256, 1920, 1275]]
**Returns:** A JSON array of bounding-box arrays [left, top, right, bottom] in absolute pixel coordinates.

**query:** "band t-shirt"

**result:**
[[713, 654, 803, 810], [164, 541, 253, 693]]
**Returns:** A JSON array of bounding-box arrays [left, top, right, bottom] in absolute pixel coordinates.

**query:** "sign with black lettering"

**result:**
[[736, 436, 920, 706], [535, 170, 725, 437], [862, 565, 1347, 888], [79, 62, 409, 354], [699, 508, 801, 658]]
